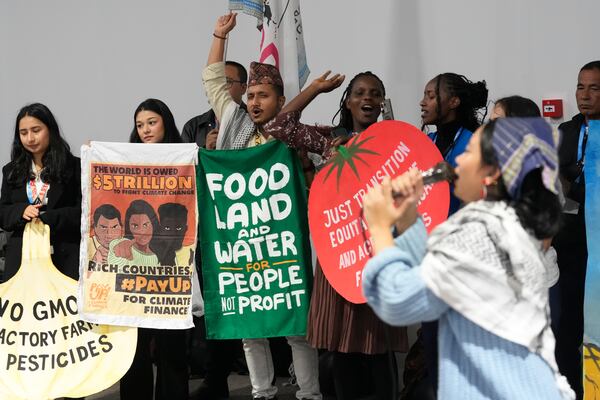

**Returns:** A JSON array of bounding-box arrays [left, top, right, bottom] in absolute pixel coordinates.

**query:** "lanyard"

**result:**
[[27, 179, 49, 205], [578, 124, 589, 169], [431, 127, 464, 159]]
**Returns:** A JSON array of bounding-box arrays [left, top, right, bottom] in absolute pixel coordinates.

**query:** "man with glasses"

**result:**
[[182, 60, 247, 149], [184, 61, 248, 399]]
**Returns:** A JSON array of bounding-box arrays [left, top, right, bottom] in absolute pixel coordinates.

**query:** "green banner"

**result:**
[[197, 140, 312, 339]]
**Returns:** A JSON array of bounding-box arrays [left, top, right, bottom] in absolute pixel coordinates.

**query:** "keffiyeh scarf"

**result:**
[[421, 201, 574, 399]]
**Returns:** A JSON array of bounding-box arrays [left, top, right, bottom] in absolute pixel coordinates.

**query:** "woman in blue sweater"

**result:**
[[361, 118, 574, 399]]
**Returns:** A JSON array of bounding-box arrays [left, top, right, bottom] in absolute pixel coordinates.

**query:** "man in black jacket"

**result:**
[[181, 60, 247, 149], [183, 60, 247, 400], [553, 60, 600, 399]]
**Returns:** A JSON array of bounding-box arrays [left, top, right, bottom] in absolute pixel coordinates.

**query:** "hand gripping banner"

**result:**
[[78, 142, 199, 329], [0, 221, 137, 399], [197, 140, 312, 339]]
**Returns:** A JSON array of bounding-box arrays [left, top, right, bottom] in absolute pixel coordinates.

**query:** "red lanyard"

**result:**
[[28, 179, 49, 205]]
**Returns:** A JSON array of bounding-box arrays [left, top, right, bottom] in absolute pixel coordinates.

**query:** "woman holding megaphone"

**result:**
[[362, 118, 573, 400]]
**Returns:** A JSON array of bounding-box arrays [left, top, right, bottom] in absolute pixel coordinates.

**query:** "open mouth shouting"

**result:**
[[250, 107, 263, 120], [360, 103, 376, 116]]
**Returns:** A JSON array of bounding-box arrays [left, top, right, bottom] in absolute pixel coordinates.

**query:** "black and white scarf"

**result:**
[[420, 200, 573, 399]]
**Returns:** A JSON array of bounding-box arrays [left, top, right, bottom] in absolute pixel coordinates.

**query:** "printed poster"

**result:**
[[197, 140, 312, 339], [308, 120, 449, 304], [78, 142, 198, 329], [0, 221, 136, 399]]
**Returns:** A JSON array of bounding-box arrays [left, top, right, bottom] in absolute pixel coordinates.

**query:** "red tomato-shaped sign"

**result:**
[[308, 120, 449, 304]]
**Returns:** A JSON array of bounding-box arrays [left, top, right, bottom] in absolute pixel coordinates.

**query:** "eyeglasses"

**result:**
[[225, 78, 245, 88]]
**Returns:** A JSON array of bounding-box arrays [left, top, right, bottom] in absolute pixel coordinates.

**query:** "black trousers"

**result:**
[[421, 321, 439, 393], [193, 244, 244, 395], [331, 351, 397, 400], [193, 315, 242, 394], [120, 328, 189, 400], [552, 213, 588, 400]]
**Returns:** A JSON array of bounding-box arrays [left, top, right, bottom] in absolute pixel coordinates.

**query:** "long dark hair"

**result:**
[[480, 120, 561, 239], [332, 71, 386, 132], [428, 73, 488, 132], [124, 199, 160, 243], [9, 103, 73, 185], [129, 98, 182, 144]]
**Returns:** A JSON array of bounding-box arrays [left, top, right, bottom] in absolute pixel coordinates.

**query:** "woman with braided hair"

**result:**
[[420, 73, 488, 215], [263, 71, 387, 158], [264, 71, 408, 400], [407, 73, 489, 398], [331, 71, 387, 136]]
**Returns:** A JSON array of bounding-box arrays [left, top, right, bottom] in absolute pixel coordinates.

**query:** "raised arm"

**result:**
[[202, 13, 238, 121], [280, 70, 345, 114], [262, 71, 345, 156], [207, 13, 236, 65], [262, 111, 333, 156]]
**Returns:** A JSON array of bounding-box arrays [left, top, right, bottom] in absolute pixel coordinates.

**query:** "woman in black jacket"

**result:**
[[119, 98, 189, 400], [0, 103, 81, 282]]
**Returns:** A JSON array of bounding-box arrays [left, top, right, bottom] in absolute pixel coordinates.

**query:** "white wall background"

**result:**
[[1, 0, 598, 168]]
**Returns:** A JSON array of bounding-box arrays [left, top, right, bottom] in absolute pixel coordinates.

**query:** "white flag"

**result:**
[[258, 0, 310, 99], [228, 0, 264, 26]]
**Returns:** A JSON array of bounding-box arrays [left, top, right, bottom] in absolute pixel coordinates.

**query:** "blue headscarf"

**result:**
[[491, 118, 559, 199]]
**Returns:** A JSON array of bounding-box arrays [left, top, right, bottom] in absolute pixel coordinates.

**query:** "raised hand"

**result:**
[[214, 12, 237, 38], [310, 71, 346, 94]]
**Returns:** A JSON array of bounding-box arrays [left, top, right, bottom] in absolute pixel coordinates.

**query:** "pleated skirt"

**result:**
[[307, 263, 408, 355]]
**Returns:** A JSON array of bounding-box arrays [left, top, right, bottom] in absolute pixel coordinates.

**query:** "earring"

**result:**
[[481, 177, 497, 200], [481, 183, 488, 200]]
